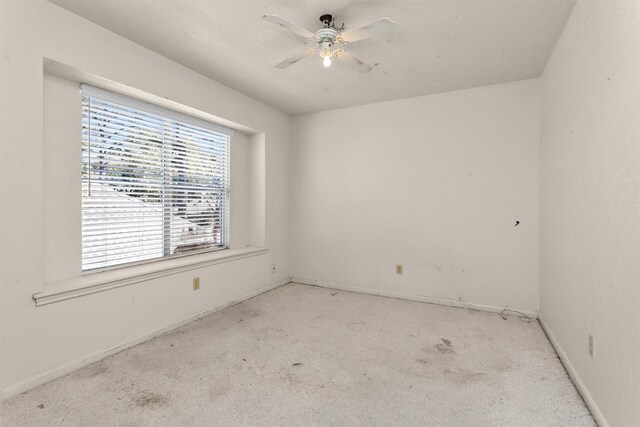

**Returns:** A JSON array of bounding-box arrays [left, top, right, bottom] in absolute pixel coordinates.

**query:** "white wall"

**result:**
[[539, 1, 640, 426], [0, 0, 290, 396], [290, 79, 540, 313]]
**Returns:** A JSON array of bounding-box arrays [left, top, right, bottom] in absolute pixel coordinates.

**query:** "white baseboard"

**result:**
[[291, 277, 538, 318], [1, 278, 290, 402], [538, 316, 608, 427]]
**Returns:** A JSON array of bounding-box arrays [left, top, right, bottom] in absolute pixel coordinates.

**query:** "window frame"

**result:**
[[80, 85, 233, 272]]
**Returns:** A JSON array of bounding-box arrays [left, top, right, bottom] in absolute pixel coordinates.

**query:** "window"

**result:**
[[81, 85, 232, 271]]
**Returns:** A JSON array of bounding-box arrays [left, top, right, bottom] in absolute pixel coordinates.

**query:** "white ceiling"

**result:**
[[49, 0, 575, 115]]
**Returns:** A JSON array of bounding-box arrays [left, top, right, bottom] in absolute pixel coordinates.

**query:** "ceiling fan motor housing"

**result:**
[[315, 28, 338, 43], [316, 28, 338, 58], [315, 27, 338, 58]]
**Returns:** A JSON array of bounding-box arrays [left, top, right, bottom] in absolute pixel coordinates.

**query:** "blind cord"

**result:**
[[88, 97, 91, 197]]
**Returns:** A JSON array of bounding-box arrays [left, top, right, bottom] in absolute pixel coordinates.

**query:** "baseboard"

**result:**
[[291, 277, 538, 318], [539, 316, 608, 427], [1, 278, 290, 401]]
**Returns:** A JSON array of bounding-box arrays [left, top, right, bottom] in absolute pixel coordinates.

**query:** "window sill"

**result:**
[[33, 247, 268, 306]]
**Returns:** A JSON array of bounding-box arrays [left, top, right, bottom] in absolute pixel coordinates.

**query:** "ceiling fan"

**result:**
[[263, 13, 395, 73]]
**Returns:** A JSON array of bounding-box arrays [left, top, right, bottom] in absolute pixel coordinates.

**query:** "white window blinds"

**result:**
[[81, 85, 232, 271]]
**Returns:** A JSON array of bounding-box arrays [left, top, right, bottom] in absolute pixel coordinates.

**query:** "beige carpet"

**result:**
[[1, 283, 595, 426]]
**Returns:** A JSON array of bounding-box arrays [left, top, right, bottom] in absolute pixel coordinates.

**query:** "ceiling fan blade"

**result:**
[[275, 48, 317, 69], [338, 17, 395, 44], [263, 14, 315, 41], [334, 50, 372, 73]]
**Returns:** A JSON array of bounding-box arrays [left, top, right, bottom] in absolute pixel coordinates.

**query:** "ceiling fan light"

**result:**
[[323, 56, 332, 67]]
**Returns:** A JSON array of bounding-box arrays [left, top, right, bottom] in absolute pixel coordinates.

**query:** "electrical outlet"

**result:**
[[193, 277, 200, 291], [589, 334, 594, 358], [396, 264, 403, 275]]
